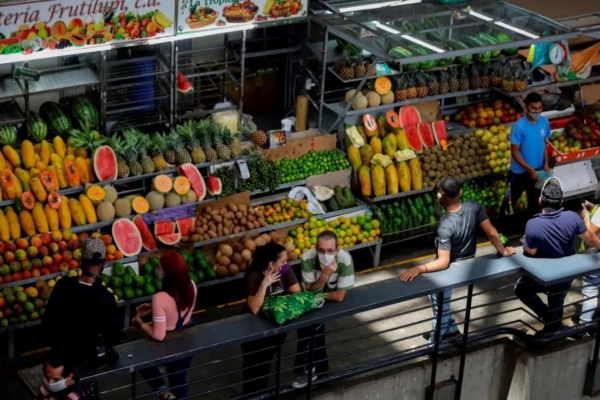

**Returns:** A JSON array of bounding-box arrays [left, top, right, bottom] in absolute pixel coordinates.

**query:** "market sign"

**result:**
[[13, 65, 40, 81], [0, 0, 175, 56], [177, 0, 306, 35]]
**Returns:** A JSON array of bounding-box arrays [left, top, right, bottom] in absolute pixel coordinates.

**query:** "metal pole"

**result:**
[[455, 284, 474, 399], [131, 370, 137, 399], [275, 341, 282, 399], [306, 327, 317, 400], [590, 320, 600, 376], [239, 29, 247, 124], [317, 29, 328, 130], [427, 291, 445, 400], [100, 51, 107, 134], [170, 41, 177, 127]]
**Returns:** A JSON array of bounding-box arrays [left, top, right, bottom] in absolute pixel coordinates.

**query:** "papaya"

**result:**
[[2, 145, 21, 168], [19, 209, 36, 237], [363, 115, 378, 138], [0, 210, 9, 241], [370, 136, 382, 155], [358, 165, 372, 197], [396, 130, 410, 151], [372, 165, 386, 197], [34, 161, 48, 171], [50, 153, 63, 167], [14, 168, 31, 192], [385, 163, 399, 195], [0, 151, 6, 171], [44, 203, 60, 232], [29, 168, 40, 178], [30, 177, 48, 202], [53, 136, 66, 158], [376, 115, 387, 138], [86, 158, 96, 183], [1, 169, 22, 200], [57, 196, 72, 229], [32, 203, 49, 233], [34, 154, 40, 163], [39, 140, 51, 165], [347, 145, 362, 168], [43, 167, 60, 191], [68, 198, 86, 226], [75, 157, 90, 184], [21, 140, 35, 169], [55, 164, 69, 189], [408, 158, 423, 190], [21, 192, 35, 210], [4, 206, 20, 239], [78, 194, 97, 224], [359, 144, 374, 166], [356, 125, 367, 142], [382, 134, 397, 158], [63, 160, 81, 187], [397, 161, 411, 192]]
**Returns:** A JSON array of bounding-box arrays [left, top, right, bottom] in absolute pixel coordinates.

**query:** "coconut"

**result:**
[[269, 231, 281, 243], [232, 242, 245, 253], [216, 265, 228, 278], [229, 264, 239, 275], [254, 237, 265, 247], [220, 244, 233, 257], [284, 242, 295, 253], [218, 256, 231, 267], [244, 240, 256, 252], [231, 253, 243, 264], [241, 249, 252, 260], [289, 252, 299, 261], [260, 233, 271, 244], [239, 261, 247, 271]]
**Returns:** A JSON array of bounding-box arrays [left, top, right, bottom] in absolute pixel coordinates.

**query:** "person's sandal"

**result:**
[[160, 392, 177, 400]]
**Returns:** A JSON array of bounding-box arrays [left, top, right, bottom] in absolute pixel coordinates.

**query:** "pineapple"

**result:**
[[110, 135, 129, 178], [501, 68, 515, 92], [490, 64, 502, 88], [514, 69, 528, 92], [394, 76, 408, 102], [364, 56, 376, 77], [214, 124, 232, 160], [240, 119, 268, 149], [225, 127, 241, 158], [171, 131, 192, 165], [415, 73, 428, 98], [180, 120, 206, 164], [123, 129, 143, 176], [68, 124, 107, 153], [333, 53, 347, 73], [354, 55, 366, 78], [339, 58, 355, 80], [200, 124, 218, 162], [448, 67, 459, 92], [481, 64, 491, 89], [150, 133, 168, 171], [469, 65, 481, 90], [459, 66, 470, 91], [138, 133, 155, 174], [426, 73, 439, 96], [439, 71, 449, 95], [406, 74, 417, 99], [164, 129, 177, 164]]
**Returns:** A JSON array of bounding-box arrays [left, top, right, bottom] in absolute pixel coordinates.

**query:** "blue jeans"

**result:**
[[581, 274, 600, 324], [429, 290, 459, 343], [140, 357, 192, 398]]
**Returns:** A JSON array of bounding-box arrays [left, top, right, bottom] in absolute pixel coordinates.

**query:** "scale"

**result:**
[[549, 160, 598, 199], [236, 159, 250, 180], [549, 43, 569, 65]]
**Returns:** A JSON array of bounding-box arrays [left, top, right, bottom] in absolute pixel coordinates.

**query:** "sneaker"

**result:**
[[441, 330, 463, 342], [291, 368, 318, 389]]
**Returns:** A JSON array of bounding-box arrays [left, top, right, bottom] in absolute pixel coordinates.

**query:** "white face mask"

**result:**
[[44, 376, 69, 393], [155, 268, 164, 280], [318, 253, 336, 266], [529, 111, 541, 121]]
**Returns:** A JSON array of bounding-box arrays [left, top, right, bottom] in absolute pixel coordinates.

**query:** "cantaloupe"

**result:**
[[172, 176, 190, 196], [366, 91, 381, 107], [374, 77, 392, 95], [351, 94, 368, 110], [381, 91, 394, 105], [131, 196, 149, 214], [151, 175, 172, 194], [146, 191, 165, 211], [165, 192, 181, 208], [103, 186, 118, 204], [114, 198, 131, 217], [85, 185, 105, 205], [96, 201, 115, 221]]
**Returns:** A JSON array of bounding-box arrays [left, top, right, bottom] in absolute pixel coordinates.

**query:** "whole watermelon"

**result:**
[[72, 97, 99, 129], [28, 111, 47, 142], [0, 125, 17, 146], [39, 102, 71, 137]]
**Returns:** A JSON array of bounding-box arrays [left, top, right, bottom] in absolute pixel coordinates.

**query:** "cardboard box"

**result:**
[[262, 133, 336, 161], [306, 169, 352, 188], [546, 117, 600, 164]]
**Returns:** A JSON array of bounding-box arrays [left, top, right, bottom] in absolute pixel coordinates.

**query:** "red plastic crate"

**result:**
[[546, 116, 600, 164]]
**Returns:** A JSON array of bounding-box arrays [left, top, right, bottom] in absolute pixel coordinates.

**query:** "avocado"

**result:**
[[144, 284, 156, 296], [343, 187, 356, 207], [134, 288, 144, 298], [133, 275, 145, 288], [318, 201, 328, 213], [112, 263, 126, 277], [111, 275, 123, 288], [101, 273, 111, 286], [142, 263, 154, 275], [113, 288, 123, 301], [334, 186, 347, 208], [149, 257, 160, 269], [125, 265, 136, 277], [123, 275, 132, 286], [123, 287, 134, 300], [328, 196, 340, 212], [153, 279, 162, 292], [190, 272, 199, 284], [197, 270, 206, 282], [144, 275, 154, 285], [206, 268, 217, 280], [423, 193, 433, 205]]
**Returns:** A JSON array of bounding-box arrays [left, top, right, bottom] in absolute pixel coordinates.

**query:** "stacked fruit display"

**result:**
[[332, 53, 378, 80], [237, 155, 281, 192], [549, 119, 600, 153], [0, 280, 54, 327], [374, 193, 438, 243], [102, 262, 158, 301], [461, 179, 527, 216], [343, 77, 395, 110], [477, 124, 512, 174], [311, 185, 357, 213], [447, 100, 521, 129], [254, 198, 314, 224], [276, 150, 351, 184]]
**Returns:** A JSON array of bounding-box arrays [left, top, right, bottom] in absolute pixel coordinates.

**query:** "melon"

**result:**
[[417, 122, 435, 149], [151, 175, 172, 194], [206, 176, 222, 196], [404, 125, 423, 153], [176, 217, 195, 237], [154, 220, 176, 237], [399, 106, 422, 129], [432, 120, 447, 145], [112, 218, 142, 257], [96, 201, 115, 221], [178, 164, 206, 201], [157, 233, 181, 246], [133, 215, 157, 252], [93, 146, 118, 182]]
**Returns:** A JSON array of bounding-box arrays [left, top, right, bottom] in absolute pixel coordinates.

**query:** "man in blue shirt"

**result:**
[[515, 180, 600, 335], [503, 92, 551, 217]]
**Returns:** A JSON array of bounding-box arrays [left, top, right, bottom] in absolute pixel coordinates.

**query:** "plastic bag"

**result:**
[[212, 102, 239, 134], [262, 290, 327, 326], [288, 187, 326, 214]]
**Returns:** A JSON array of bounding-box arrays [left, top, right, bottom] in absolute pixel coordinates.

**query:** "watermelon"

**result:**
[[206, 176, 222, 196], [39, 102, 71, 137], [417, 122, 435, 149], [154, 220, 176, 237], [178, 164, 206, 201], [112, 218, 143, 257], [176, 217, 195, 237], [157, 233, 181, 246], [93, 146, 118, 182], [0, 125, 17, 145], [28, 111, 47, 143], [72, 97, 99, 129], [432, 121, 447, 145], [404, 125, 423, 153], [399, 106, 422, 129], [133, 215, 157, 252], [177, 71, 193, 93]]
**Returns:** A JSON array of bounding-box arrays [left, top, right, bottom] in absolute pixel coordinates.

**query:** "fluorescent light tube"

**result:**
[[340, 0, 421, 13], [494, 21, 539, 39], [467, 10, 493, 22], [401, 35, 445, 53], [372, 21, 400, 35]]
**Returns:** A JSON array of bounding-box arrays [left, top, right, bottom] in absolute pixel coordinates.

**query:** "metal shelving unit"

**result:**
[[0, 101, 25, 127], [27, 65, 100, 95], [0, 76, 23, 100]]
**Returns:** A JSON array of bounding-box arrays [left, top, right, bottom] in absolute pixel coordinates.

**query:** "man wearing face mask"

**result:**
[[36, 354, 86, 400], [43, 238, 121, 369], [503, 92, 551, 217], [291, 230, 355, 388]]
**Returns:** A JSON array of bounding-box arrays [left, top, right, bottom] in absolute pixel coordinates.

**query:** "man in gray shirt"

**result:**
[[401, 178, 516, 342]]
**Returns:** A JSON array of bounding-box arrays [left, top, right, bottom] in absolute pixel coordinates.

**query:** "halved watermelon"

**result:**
[[158, 233, 181, 246], [417, 122, 435, 149], [404, 125, 423, 153], [432, 120, 447, 145], [399, 106, 422, 129], [133, 215, 157, 252], [112, 218, 142, 257], [93, 146, 118, 182], [177, 71, 193, 93], [178, 164, 206, 201], [206, 176, 222, 196], [176, 217, 195, 237], [154, 220, 176, 237]]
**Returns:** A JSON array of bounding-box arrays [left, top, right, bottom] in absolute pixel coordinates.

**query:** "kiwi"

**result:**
[[454, 139, 463, 147], [424, 156, 431, 163], [446, 155, 454, 162], [476, 149, 485, 156], [444, 162, 452, 170], [452, 160, 459, 168], [423, 148, 431, 156], [428, 170, 436, 178], [462, 166, 470, 173], [439, 155, 447, 164], [468, 149, 476, 157], [476, 163, 483, 170], [459, 173, 466, 179], [461, 151, 470, 159], [449, 147, 457, 155], [448, 168, 456, 176], [467, 157, 474, 165], [461, 144, 469, 151], [422, 163, 431, 171], [441, 170, 449, 178], [430, 161, 438, 169], [458, 158, 466, 166], [436, 163, 444, 172], [430, 154, 437, 163], [473, 156, 480, 164], [435, 171, 442, 179], [433, 178, 441, 185]]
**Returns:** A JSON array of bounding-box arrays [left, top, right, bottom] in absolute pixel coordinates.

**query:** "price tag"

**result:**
[[13, 66, 40, 82], [268, 130, 287, 148], [237, 159, 250, 180]]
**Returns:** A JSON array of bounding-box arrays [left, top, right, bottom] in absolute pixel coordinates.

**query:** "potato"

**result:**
[[210, 209, 220, 216], [258, 218, 267, 227], [208, 230, 217, 238], [229, 264, 240, 275], [241, 217, 247, 225], [213, 215, 223, 223], [255, 210, 264, 218], [238, 204, 248, 213], [235, 211, 243, 219], [228, 204, 239, 212], [233, 226, 241, 233], [224, 212, 235, 219], [246, 215, 256, 222], [246, 222, 254, 230], [253, 221, 260, 229], [219, 207, 227, 215], [205, 206, 212, 213], [191, 234, 202, 242], [181, 236, 190, 243], [232, 253, 243, 264]]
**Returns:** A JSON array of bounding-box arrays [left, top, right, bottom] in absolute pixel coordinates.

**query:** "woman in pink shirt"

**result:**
[[131, 251, 197, 400]]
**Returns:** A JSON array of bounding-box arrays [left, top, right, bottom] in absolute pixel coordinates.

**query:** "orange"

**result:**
[[114, 251, 123, 260], [106, 244, 116, 255]]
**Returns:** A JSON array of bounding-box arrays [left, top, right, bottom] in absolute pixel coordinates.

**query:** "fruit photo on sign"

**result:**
[[263, 0, 304, 18], [185, 5, 219, 29]]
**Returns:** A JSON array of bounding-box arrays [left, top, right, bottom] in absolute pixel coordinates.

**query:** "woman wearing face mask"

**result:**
[[241, 241, 301, 396], [131, 251, 197, 400]]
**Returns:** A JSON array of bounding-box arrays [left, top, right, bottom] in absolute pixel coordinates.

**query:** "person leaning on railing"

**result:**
[[400, 177, 516, 343], [241, 242, 301, 396], [579, 200, 600, 335], [131, 251, 198, 400]]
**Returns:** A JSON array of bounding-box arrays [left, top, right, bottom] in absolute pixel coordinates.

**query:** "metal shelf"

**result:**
[[0, 76, 23, 100], [0, 186, 84, 208], [106, 108, 168, 130], [249, 180, 307, 196], [106, 80, 170, 108], [0, 101, 24, 127], [228, 35, 303, 60], [105, 56, 168, 83], [493, 74, 600, 97], [27, 65, 99, 94]]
